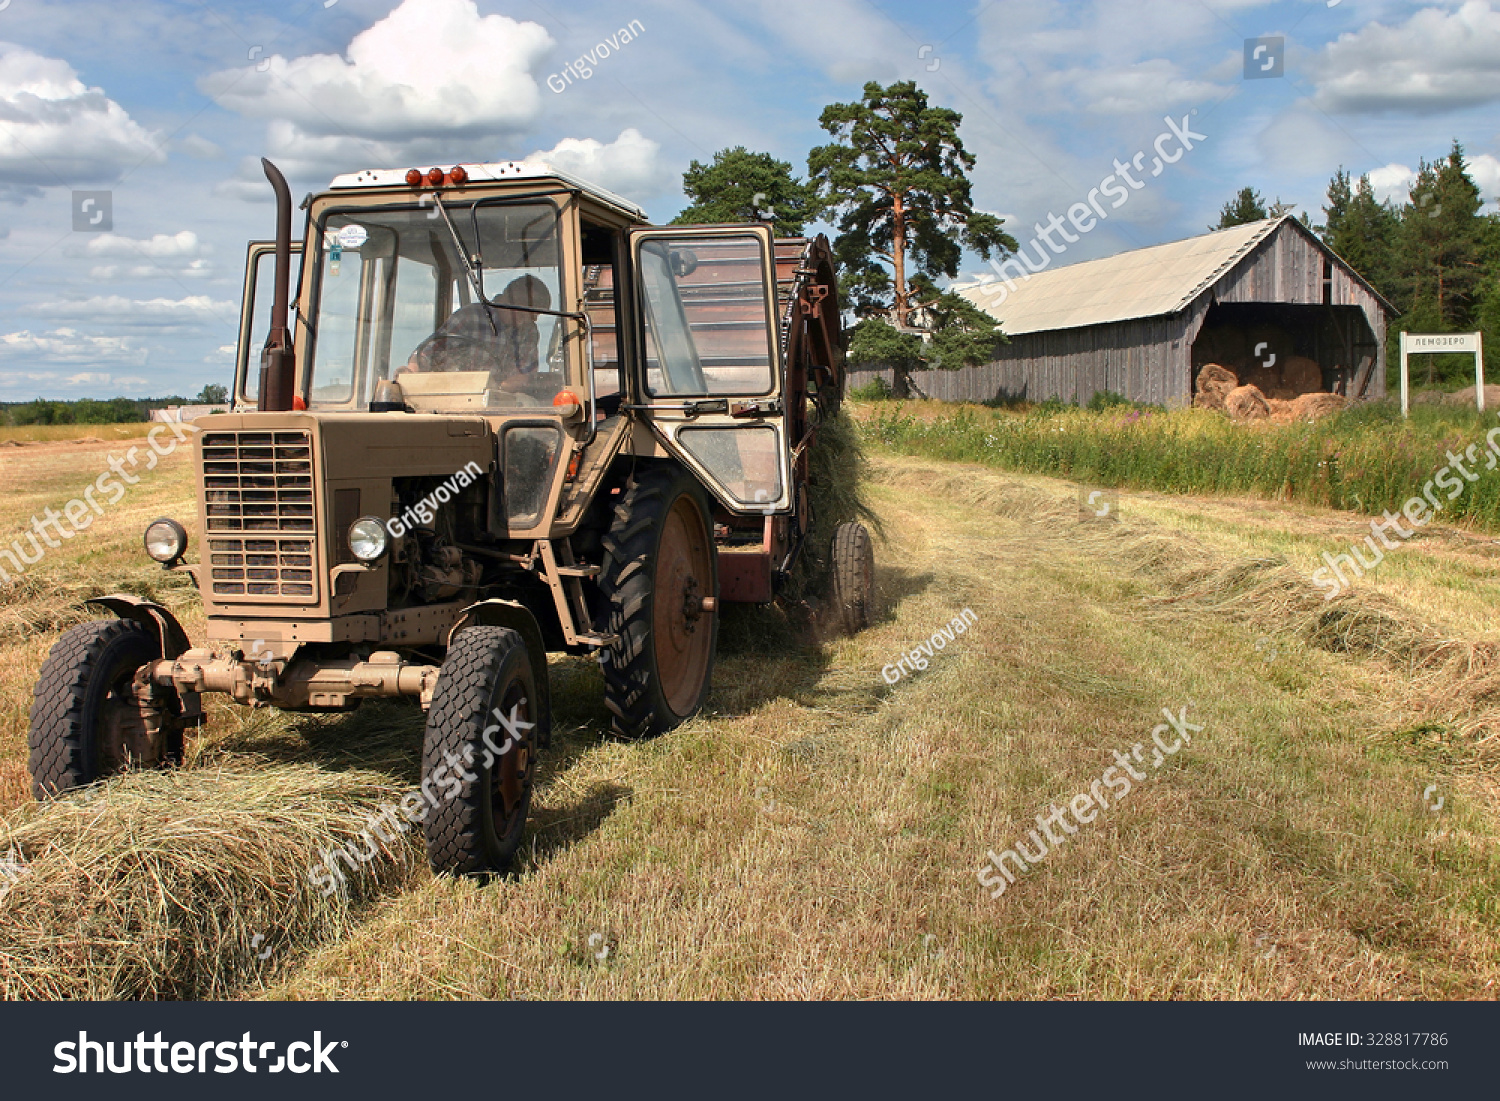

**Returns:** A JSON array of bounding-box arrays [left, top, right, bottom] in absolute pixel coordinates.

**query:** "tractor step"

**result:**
[[574, 632, 618, 647]]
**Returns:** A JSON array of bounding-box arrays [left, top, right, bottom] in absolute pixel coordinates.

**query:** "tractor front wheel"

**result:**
[[422, 626, 545, 876], [28, 619, 179, 800]]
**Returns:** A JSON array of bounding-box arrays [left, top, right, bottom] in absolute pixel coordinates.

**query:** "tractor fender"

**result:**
[[448, 599, 551, 746], [87, 594, 193, 660]]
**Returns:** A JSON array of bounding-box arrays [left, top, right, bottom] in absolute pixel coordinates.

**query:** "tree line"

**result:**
[[1, 385, 228, 426], [674, 82, 1498, 398], [1215, 149, 1500, 389]]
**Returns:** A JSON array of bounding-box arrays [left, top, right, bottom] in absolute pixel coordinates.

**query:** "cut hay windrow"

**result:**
[[870, 455, 1500, 761], [0, 765, 421, 1000]]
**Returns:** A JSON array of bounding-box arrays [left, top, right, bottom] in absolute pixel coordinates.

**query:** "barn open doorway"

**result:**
[[1191, 301, 1379, 399]]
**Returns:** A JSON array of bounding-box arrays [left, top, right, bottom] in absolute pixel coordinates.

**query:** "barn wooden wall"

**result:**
[[848, 221, 1390, 404]]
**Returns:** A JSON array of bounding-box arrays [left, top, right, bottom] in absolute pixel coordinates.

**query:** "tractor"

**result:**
[[26, 158, 873, 875]]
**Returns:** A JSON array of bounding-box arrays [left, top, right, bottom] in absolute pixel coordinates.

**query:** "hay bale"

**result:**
[[1281, 355, 1322, 394], [1195, 363, 1239, 394], [1290, 392, 1346, 420], [0, 765, 421, 999], [1266, 398, 1296, 424], [1440, 384, 1500, 408], [1193, 363, 1237, 412], [1225, 384, 1270, 422]]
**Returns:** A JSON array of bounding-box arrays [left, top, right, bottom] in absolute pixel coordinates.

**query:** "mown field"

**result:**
[[1, 410, 1498, 999]]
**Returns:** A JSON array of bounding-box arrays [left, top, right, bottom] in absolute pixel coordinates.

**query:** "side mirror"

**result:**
[[668, 249, 699, 278]]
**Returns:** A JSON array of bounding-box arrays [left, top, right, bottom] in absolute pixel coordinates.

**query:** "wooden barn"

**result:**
[[859, 216, 1395, 406]]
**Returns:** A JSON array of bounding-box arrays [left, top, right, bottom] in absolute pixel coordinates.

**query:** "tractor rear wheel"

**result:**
[[28, 619, 177, 800], [422, 626, 544, 876], [597, 464, 719, 738], [828, 521, 876, 636]]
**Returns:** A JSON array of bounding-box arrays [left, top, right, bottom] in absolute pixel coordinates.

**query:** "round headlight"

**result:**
[[144, 518, 187, 563], [348, 517, 390, 562]]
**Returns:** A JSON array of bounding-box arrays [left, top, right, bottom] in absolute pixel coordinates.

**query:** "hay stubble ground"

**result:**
[[1, 428, 1497, 999]]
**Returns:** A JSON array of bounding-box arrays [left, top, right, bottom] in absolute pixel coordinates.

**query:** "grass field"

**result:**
[[867, 398, 1500, 533], [1, 418, 1498, 999]]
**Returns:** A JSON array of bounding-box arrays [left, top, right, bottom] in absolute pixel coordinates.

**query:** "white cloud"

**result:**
[[36, 295, 236, 326], [1468, 153, 1500, 201], [88, 261, 213, 281], [0, 45, 164, 191], [525, 129, 667, 200], [0, 328, 148, 369], [84, 231, 207, 259], [1367, 162, 1417, 205], [1060, 59, 1222, 115], [1314, 1, 1500, 115], [199, 0, 554, 173], [81, 231, 214, 279]]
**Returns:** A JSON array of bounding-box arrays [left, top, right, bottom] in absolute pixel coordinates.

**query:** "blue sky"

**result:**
[[0, 0, 1497, 400]]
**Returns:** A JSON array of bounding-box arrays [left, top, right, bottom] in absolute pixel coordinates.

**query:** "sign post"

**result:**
[[1399, 332, 1485, 418]]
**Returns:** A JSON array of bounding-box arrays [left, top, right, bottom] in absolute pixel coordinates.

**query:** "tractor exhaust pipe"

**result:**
[[257, 158, 296, 412]]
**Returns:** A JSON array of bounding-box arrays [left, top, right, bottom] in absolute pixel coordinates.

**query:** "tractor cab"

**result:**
[[233, 161, 798, 519]]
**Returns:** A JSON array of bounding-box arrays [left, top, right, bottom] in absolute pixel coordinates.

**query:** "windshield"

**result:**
[[307, 200, 569, 412]]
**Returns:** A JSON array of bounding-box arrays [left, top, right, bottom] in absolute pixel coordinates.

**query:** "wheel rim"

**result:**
[[489, 678, 533, 840], [653, 493, 714, 717]]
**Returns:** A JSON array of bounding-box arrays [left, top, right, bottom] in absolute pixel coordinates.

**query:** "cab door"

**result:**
[[626, 225, 790, 513], [234, 240, 302, 410]]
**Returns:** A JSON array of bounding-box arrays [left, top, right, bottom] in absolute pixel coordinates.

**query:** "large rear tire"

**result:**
[[828, 521, 876, 636], [597, 464, 719, 738], [28, 619, 176, 800], [422, 626, 545, 876]]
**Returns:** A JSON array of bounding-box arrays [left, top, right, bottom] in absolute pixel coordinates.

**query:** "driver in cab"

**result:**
[[399, 274, 552, 393]]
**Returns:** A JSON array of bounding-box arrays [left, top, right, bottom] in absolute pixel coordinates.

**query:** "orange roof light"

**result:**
[[404, 168, 423, 187], [425, 167, 445, 187], [449, 165, 468, 185], [553, 389, 581, 413]]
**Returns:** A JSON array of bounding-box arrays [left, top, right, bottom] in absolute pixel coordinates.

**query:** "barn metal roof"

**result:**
[[955, 217, 1287, 335]]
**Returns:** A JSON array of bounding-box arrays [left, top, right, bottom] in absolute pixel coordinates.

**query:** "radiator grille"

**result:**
[[201, 430, 319, 599]]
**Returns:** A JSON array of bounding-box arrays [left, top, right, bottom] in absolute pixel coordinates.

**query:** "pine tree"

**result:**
[[671, 147, 820, 237], [1319, 169, 1398, 295], [809, 81, 1017, 396], [1396, 141, 1484, 332], [1213, 187, 1268, 229]]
